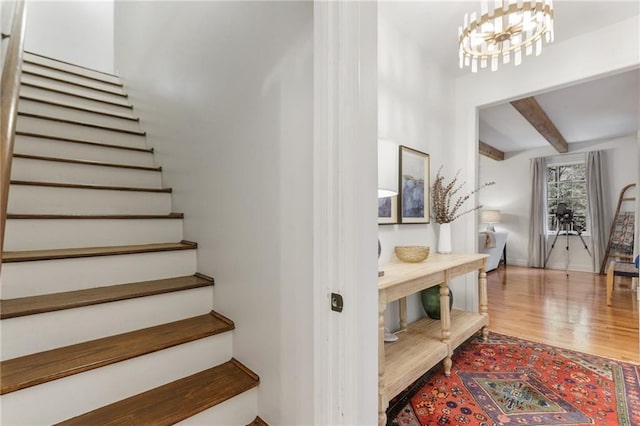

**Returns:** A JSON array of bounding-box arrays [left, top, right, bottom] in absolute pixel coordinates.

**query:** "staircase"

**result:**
[[1, 51, 264, 425]]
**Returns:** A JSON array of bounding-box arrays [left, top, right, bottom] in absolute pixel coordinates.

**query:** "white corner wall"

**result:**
[[24, 1, 114, 73], [378, 14, 457, 329], [0, 0, 13, 68], [113, 2, 313, 424]]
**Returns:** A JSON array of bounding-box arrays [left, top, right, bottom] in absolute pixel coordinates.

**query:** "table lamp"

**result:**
[[480, 210, 501, 232]]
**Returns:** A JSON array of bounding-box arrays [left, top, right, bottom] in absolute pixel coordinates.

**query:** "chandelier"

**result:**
[[459, 0, 554, 72]]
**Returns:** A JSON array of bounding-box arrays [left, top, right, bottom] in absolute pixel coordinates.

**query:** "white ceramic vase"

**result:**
[[438, 222, 452, 254]]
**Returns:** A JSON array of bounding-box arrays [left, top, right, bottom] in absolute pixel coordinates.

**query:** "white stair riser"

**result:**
[[23, 62, 125, 95], [0, 336, 233, 425], [20, 84, 133, 115], [19, 99, 141, 132], [4, 218, 183, 251], [178, 388, 258, 426], [1, 286, 214, 360], [14, 135, 155, 166], [0, 250, 197, 298], [23, 53, 121, 85], [21, 74, 129, 105], [11, 157, 162, 189], [8, 185, 171, 215], [17, 116, 146, 149]]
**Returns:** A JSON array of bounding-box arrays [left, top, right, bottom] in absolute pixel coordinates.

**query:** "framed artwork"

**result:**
[[378, 195, 398, 224], [398, 146, 430, 224]]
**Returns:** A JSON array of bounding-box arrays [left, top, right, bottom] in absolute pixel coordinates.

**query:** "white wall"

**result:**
[[479, 134, 638, 271], [1, 0, 14, 69], [24, 1, 114, 73], [113, 2, 313, 424], [378, 15, 457, 330]]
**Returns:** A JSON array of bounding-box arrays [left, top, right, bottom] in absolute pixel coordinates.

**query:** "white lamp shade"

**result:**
[[378, 139, 398, 195], [378, 189, 397, 198], [480, 210, 501, 223]]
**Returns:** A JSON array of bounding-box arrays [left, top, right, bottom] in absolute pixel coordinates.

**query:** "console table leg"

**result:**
[[399, 297, 408, 331], [440, 278, 452, 377], [443, 356, 453, 377], [378, 298, 387, 426], [479, 262, 489, 341], [378, 410, 386, 426]]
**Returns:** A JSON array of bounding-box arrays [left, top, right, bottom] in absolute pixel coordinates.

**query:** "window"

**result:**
[[546, 162, 588, 234]]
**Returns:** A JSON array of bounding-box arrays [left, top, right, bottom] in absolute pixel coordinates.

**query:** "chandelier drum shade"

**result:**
[[459, 0, 554, 72]]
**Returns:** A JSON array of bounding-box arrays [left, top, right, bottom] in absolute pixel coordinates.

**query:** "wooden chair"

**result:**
[[606, 260, 638, 306]]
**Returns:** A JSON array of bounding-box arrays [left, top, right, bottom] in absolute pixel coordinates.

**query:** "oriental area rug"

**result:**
[[388, 332, 640, 426]]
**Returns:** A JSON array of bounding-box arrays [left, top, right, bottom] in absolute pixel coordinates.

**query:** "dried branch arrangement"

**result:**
[[432, 167, 495, 224]]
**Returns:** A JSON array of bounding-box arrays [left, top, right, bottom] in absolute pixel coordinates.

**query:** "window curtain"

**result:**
[[528, 157, 547, 267], [586, 151, 606, 272]]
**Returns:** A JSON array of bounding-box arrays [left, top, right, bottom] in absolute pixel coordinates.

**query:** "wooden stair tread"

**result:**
[[57, 359, 259, 426], [22, 70, 127, 97], [247, 416, 269, 426], [18, 112, 145, 135], [3, 241, 196, 263], [23, 59, 124, 87], [19, 95, 138, 120], [7, 213, 183, 219], [0, 274, 214, 319], [0, 312, 234, 394], [25, 51, 121, 79], [20, 81, 133, 108], [13, 153, 161, 172], [10, 180, 171, 193], [16, 131, 152, 153]]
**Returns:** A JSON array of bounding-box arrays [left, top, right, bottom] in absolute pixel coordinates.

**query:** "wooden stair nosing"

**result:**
[[10, 180, 171, 193], [13, 153, 161, 172], [22, 69, 127, 97], [2, 241, 197, 263], [19, 95, 139, 121], [0, 274, 214, 319], [16, 131, 153, 153], [247, 416, 269, 426], [7, 213, 184, 220], [25, 50, 120, 79], [56, 359, 259, 426], [0, 312, 234, 395], [20, 82, 133, 109], [23, 59, 124, 87], [18, 112, 145, 136]]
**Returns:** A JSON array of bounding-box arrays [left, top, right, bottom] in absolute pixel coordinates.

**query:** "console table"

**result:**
[[378, 253, 489, 426]]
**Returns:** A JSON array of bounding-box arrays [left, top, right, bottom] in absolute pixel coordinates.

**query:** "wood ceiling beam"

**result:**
[[479, 141, 505, 161], [510, 97, 568, 153]]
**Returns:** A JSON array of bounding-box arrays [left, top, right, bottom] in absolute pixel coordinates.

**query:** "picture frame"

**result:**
[[398, 146, 430, 224], [378, 195, 398, 225]]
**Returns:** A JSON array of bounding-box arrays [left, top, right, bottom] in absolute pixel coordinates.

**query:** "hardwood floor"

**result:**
[[487, 265, 639, 363]]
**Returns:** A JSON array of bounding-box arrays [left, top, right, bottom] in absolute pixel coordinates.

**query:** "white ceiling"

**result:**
[[381, 1, 640, 154], [480, 69, 640, 152]]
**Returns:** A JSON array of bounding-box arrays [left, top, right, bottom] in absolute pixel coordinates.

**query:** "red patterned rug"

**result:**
[[388, 332, 640, 426]]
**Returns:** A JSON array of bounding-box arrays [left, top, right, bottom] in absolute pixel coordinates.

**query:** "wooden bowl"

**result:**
[[394, 246, 430, 263]]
